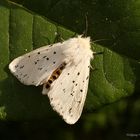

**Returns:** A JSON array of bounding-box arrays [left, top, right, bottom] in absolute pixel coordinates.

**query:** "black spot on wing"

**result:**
[[86, 76, 89, 80], [38, 67, 42, 70], [70, 93, 73, 96], [63, 89, 66, 93], [19, 65, 24, 69], [23, 74, 27, 77], [69, 108, 72, 114], [78, 101, 81, 104], [15, 65, 18, 68], [43, 56, 47, 58]]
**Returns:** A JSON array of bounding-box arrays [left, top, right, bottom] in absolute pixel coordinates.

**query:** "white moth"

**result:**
[[9, 35, 94, 124]]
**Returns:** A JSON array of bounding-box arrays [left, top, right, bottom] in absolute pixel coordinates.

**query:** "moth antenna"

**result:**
[[91, 38, 110, 44], [82, 12, 88, 37]]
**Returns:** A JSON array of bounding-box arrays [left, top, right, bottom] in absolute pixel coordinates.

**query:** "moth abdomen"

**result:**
[[45, 62, 66, 89], [45, 83, 51, 89]]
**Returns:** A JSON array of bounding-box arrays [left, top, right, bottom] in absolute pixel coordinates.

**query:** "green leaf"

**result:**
[[12, 0, 140, 60], [0, 0, 139, 121]]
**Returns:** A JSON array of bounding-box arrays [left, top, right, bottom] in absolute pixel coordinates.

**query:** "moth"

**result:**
[[9, 35, 94, 124]]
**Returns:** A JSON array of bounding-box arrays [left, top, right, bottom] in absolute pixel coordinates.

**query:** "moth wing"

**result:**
[[43, 59, 91, 124], [9, 43, 65, 86]]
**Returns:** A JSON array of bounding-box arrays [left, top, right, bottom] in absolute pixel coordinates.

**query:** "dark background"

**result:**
[[0, 0, 140, 139]]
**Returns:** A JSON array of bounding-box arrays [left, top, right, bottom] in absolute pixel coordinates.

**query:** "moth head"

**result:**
[[76, 35, 93, 59], [77, 35, 91, 49]]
